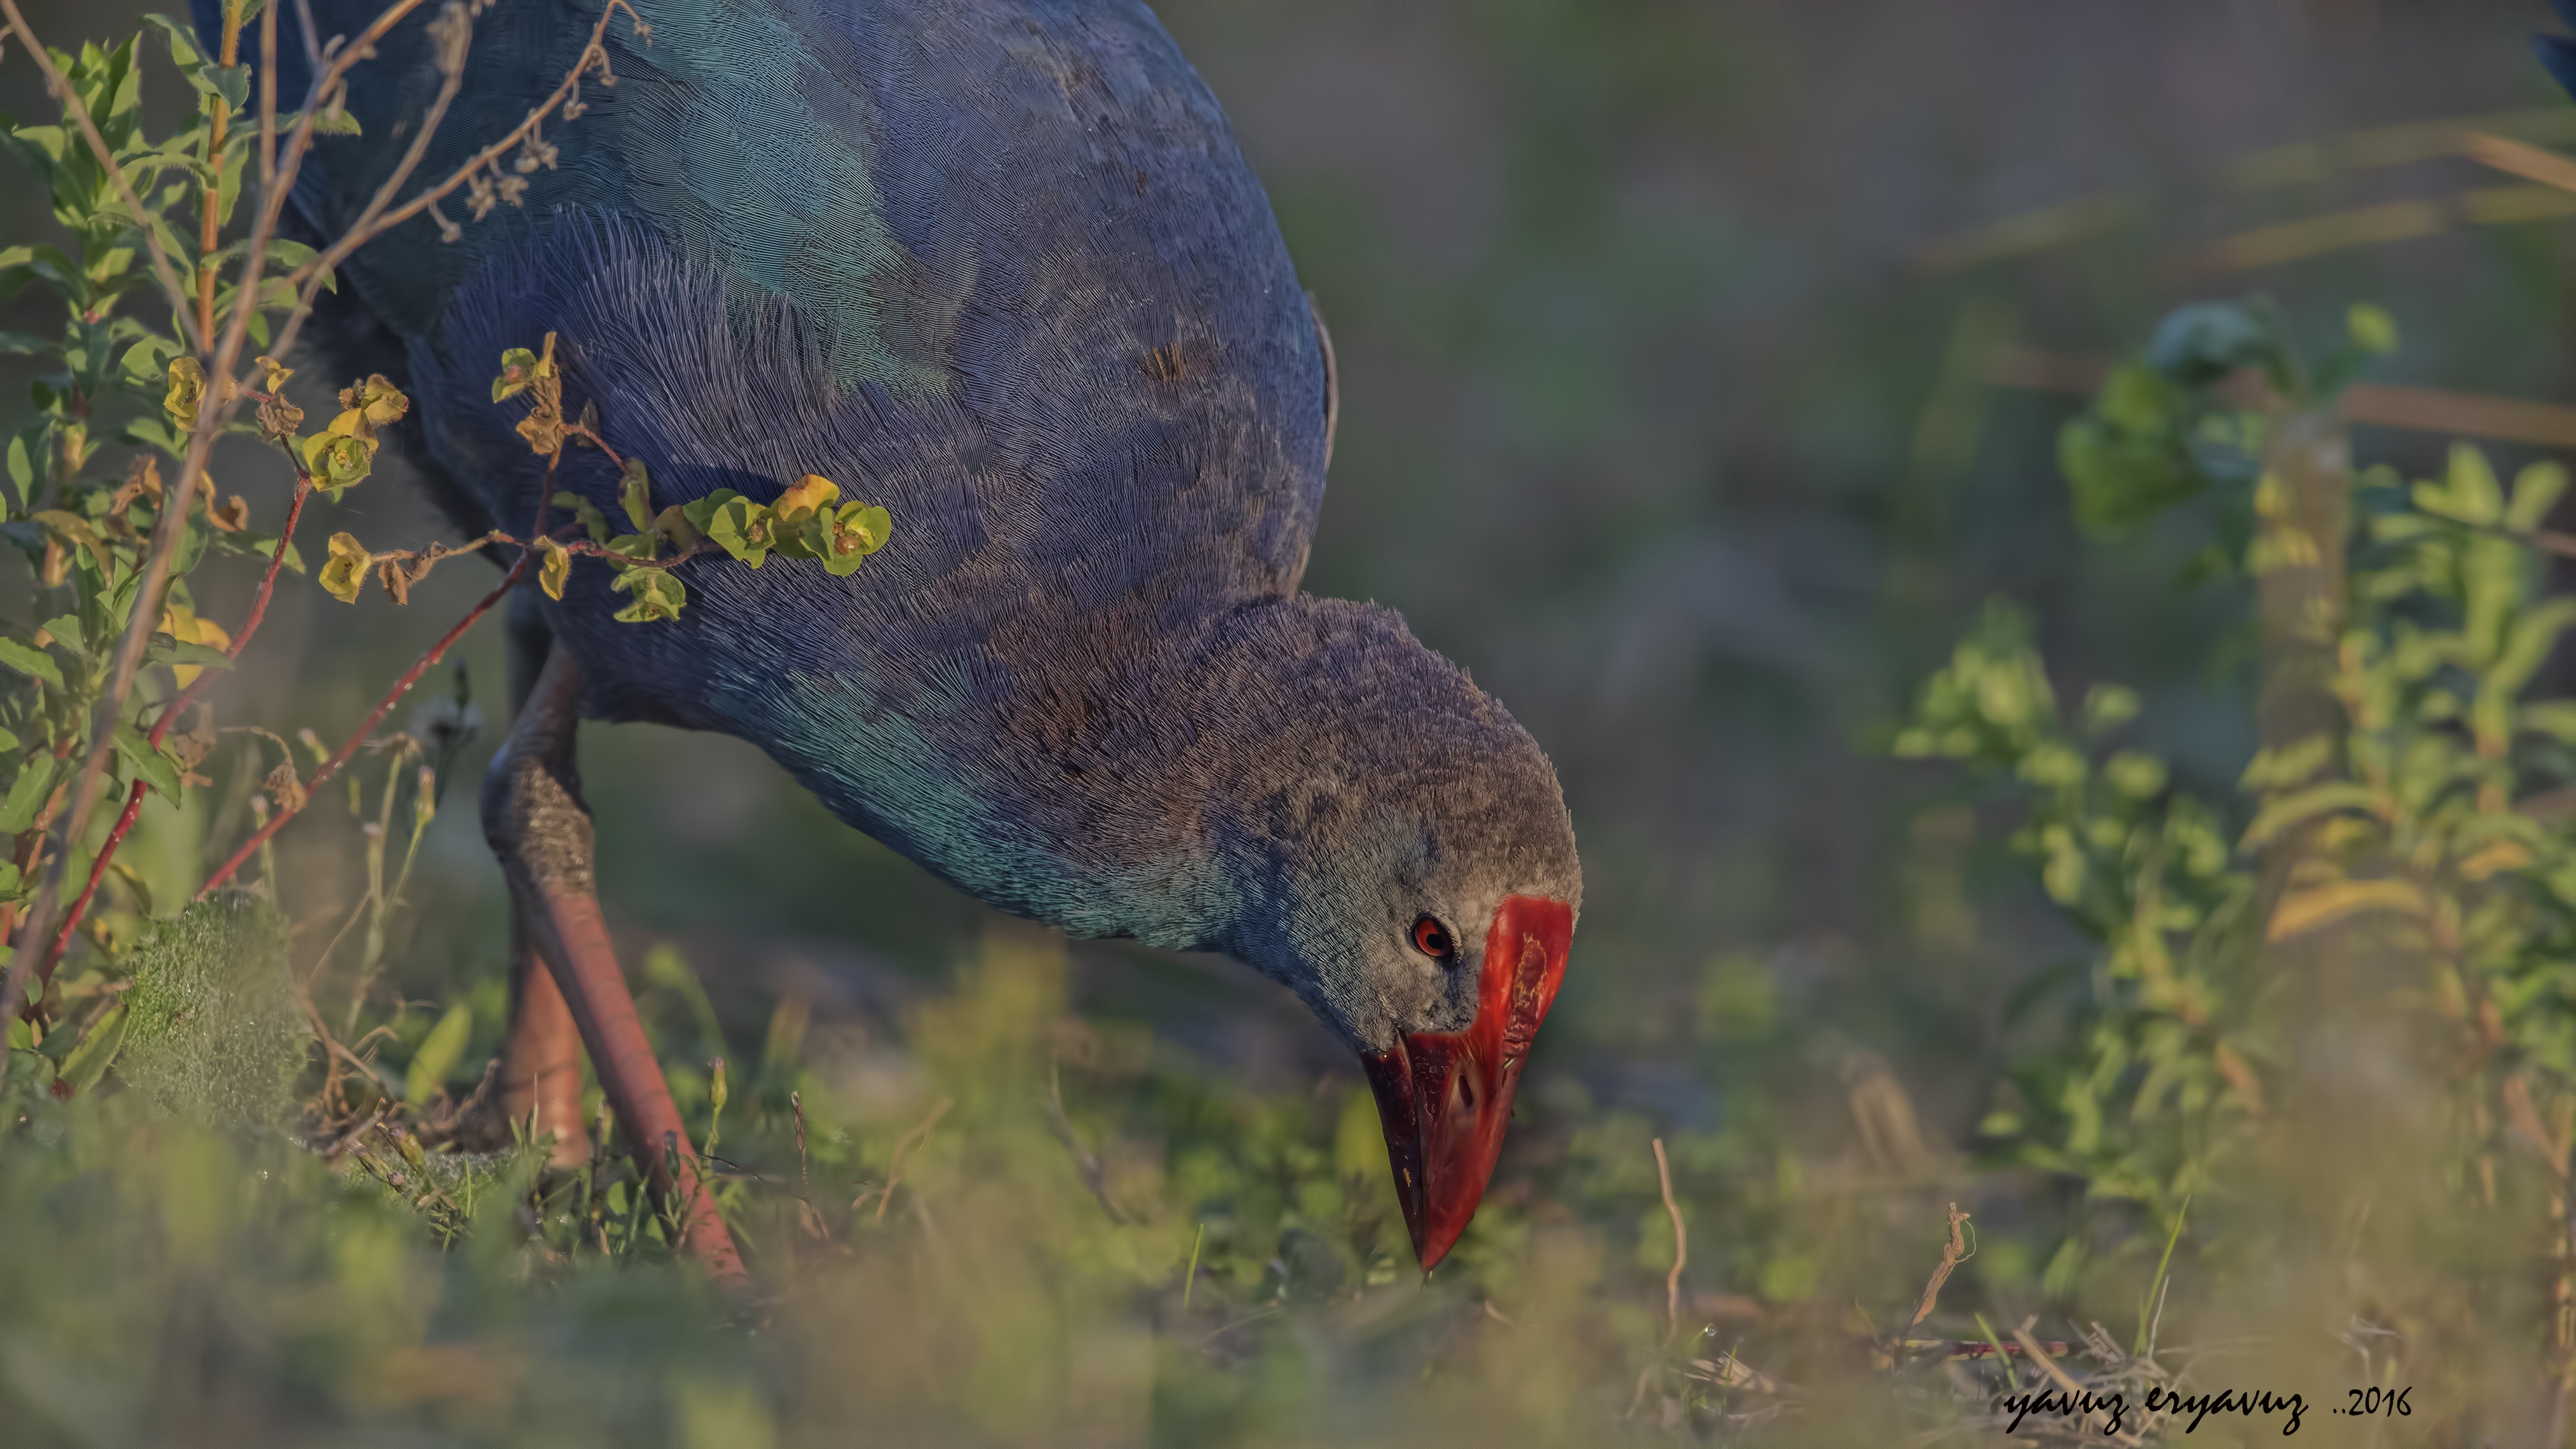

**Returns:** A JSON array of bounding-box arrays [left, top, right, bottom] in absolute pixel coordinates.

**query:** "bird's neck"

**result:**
[[855, 592, 1457, 957]]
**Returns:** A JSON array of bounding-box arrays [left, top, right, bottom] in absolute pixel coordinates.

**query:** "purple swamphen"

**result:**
[[211, 0, 1582, 1279]]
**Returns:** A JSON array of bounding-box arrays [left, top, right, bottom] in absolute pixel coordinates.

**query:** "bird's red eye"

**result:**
[[1411, 916, 1453, 959]]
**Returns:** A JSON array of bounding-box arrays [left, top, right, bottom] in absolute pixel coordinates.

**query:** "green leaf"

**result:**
[[38, 615, 87, 659], [2346, 302, 2400, 356], [2507, 462, 2569, 534], [404, 1003, 474, 1108], [113, 719, 181, 800], [0, 637, 64, 690], [535, 537, 570, 600], [301, 429, 374, 494], [5, 429, 36, 509], [317, 532, 369, 604], [0, 331, 52, 356], [603, 531, 658, 563], [2239, 782, 2382, 849], [551, 490, 610, 544], [147, 637, 232, 674], [0, 755, 64, 835], [119, 415, 186, 455], [140, 13, 204, 68], [609, 567, 686, 623], [116, 334, 176, 388], [2145, 299, 2284, 388], [680, 488, 743, 533], [493, 347, 541, 402], [2415, 445, 2504, 527], [2520, 701, 2576, 745], [704, 496, 771, 568], [619, 458, 655, 533], [58, 1001, 125, 1095]]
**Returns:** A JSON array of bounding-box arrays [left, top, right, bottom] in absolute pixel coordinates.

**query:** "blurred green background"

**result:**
[[7, 0, 2576, 1391]]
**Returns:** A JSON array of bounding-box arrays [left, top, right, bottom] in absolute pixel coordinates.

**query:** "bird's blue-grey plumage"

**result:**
[[212, 0, 1578, 1053], [2541, 1, 2576, 98]]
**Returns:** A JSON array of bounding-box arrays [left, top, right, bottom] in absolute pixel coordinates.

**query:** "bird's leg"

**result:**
[[482, 641, 746, 1283], [455, 608, 588, 1164], [483, 908, 591, 1162]]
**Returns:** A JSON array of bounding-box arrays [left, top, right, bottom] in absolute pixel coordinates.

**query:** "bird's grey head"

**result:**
[[1191, 598, 1580, 1269]]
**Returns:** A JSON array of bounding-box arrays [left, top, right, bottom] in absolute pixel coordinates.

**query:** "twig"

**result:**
[[1045, 1057, 1130, 1223], [1653, 1136, 1687, 1340], [1180, 1222, 1204, 1313], [269, 0, 646, 364], [196, 1, 246, 341], [1987, 344, 2576, 451], [2551, 1134, 2576, 1449], [2459, 129, 2576, 196], [198, 550, 530, 897], [2013, 1318, 2139, 1448], [1892, 1338, 2073, 1360], [1684, 1354, 1801, 1399], [311, 0, 470, 272], [791, 1089, 810, 1195], [0, 0, 206, 353], [857, 1095, 951, 1224], [1909, 1203, 1973, 1330]]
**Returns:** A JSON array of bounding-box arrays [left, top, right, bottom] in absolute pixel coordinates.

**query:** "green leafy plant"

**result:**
[[1902, 297, 2576, 1367]]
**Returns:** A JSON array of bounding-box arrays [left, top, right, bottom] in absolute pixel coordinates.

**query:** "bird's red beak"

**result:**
[[1362, 894, 1574, 1271]]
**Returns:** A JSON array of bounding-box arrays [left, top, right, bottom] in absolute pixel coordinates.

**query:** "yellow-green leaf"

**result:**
[[403, 1003, 473, 1108], [619, 459, 655, 533], [609, 567, 686, 623], [164, 355, 205, 429], [535, 537, 570, 601], [2265, 877, 2427, 942], [301, 430, 374, 494], [318, 532, 370, 604]]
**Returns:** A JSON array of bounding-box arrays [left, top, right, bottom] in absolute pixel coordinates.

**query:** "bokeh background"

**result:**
[[9, 0, 2576, 1424]]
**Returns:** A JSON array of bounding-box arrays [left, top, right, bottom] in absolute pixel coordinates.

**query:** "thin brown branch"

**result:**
[[0, 0, 207, 354], [1682, 1354, 1801, 1398], [199, 549, 530, 898], [292, 0, 470, 304], [1652, 1136, 1686, 1340], [2459, 129, 2576, 196], [271, 0, 644, 363], [1045, 1057, 1130, 1224], [2013, 1318, 2141, 1448], [1909, 1203, 1972, 1330], [197, 2, 245, 341], [857, 1095, 953, 1224], [1988, 345, 2576, 451]]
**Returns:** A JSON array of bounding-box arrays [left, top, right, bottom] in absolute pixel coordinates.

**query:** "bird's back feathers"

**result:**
[[213, 0, 1574, 971]]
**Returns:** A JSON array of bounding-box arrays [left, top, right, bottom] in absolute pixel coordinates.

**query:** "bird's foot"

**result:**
[[445, 914, 592, 1164], [484, 645, 744, 1283]]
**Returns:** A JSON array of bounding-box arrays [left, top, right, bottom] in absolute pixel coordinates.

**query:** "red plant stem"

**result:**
[[198, 553, 532, 900], [46, 783, 148, 977], [38, 478, 315, 989]]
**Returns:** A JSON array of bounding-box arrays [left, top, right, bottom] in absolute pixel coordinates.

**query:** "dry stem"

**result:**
[[197, 549, 529, 898], [1653, 1136, 1687, 1340], [1908, 1203, 1972, 1330]]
